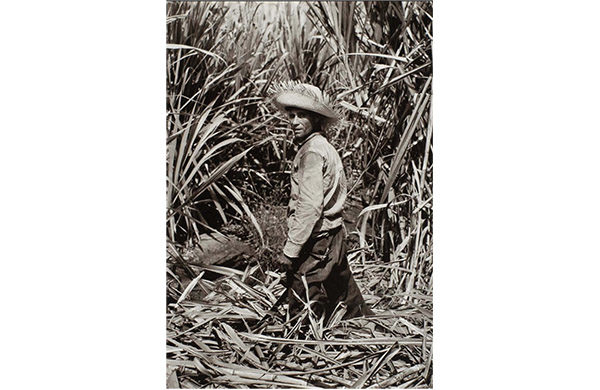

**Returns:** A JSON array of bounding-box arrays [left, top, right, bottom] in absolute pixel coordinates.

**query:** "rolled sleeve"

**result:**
[[284, 151, 324, 257]]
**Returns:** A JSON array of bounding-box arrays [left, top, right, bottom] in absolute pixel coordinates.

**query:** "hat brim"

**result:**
[[272, 91, 339, 122]]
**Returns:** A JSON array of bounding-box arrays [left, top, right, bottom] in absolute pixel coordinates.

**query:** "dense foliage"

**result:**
[[167, 1, 432, 284], [167, 2, 433, 387]]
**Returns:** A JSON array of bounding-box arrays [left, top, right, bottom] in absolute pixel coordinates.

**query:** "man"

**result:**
[[270, 82, 372, 325]]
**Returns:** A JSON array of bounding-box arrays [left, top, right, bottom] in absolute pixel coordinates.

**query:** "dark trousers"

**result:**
[[287, 226, 372, 324]]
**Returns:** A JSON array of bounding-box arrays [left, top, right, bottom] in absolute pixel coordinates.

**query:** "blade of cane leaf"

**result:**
[[176, 271, 205, 304], [351, 342, 400, 388]]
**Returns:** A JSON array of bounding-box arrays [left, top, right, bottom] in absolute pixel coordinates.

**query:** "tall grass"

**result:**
[[167, 0, 432, 292], [167, 2, 432, 385]]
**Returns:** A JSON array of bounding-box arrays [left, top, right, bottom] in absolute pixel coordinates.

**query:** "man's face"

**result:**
[[287, 108, 316, 141]]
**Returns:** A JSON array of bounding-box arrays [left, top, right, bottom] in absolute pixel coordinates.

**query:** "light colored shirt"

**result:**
[[283, 132, 347, 258]]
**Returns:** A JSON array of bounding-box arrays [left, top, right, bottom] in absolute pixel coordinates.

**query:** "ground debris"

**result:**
[[167, 252, 432, 388], [184, 234, 254, 267]]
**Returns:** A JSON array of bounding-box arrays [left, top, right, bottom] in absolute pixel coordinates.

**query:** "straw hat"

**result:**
[[269, 81, 340, 127]]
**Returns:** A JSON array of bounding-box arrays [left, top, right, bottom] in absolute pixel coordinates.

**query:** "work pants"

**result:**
[[287, 226, 371, 324]]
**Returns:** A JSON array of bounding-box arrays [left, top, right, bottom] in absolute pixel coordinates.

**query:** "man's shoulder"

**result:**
[[303, 133, 333, 156]]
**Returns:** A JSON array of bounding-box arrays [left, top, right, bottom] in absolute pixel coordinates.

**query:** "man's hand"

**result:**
[[277, 253, 294, 272]]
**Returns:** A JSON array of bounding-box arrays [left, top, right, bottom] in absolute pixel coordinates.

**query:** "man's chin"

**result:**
[[293, 133, 305, 143]]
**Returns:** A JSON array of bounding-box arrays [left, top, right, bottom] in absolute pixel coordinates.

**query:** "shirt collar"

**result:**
[[296, 131, 323, 147]]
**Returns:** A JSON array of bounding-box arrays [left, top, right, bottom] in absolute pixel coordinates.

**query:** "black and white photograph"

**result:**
[[5, 1, 600, 389], [166, 1, 433, 387]]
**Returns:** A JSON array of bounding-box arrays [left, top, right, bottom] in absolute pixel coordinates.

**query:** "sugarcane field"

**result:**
[[166, 1, 433, 388]]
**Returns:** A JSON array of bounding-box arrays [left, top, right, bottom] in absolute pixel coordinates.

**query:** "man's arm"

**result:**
[[283, 151, 324, 258]]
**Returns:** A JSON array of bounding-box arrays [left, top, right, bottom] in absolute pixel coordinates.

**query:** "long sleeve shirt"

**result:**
[[283, 132, 347, 258]]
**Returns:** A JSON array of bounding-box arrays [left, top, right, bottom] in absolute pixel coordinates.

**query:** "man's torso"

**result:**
[[289, 132, 347, 234]]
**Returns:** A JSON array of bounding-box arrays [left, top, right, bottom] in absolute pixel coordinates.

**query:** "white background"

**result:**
[[1, 1, 599, 389]]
